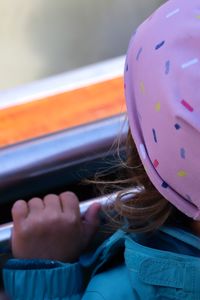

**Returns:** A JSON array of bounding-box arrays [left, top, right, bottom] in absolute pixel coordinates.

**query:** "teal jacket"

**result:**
[[3, 226, 200, 300]]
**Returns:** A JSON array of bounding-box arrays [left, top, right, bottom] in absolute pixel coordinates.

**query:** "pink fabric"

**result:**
[[124, 0, 200, 220]]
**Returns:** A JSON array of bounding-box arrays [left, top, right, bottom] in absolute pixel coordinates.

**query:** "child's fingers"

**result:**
[[83, 203, 101, 243], [43, 194, 62, 212], [84, 202, 101, 227], [11, 200, 28, 225], [28, 197, 44, 213], [59, 191, 80, 216]]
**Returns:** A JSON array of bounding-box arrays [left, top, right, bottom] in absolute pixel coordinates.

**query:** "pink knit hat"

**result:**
[[124, 0, 200, 220]]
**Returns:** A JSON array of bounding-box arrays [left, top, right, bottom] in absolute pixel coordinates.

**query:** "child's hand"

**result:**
[[11, 192, 101, 262]]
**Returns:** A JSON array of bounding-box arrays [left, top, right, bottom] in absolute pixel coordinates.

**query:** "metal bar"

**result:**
[[0, 114, 127, 189], [0, 114, 130, 251], [0, 188, 137, 247], [0, 114, 128, 204]]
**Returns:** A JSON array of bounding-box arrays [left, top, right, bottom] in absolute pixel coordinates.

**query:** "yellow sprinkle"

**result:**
[[177, 170, 187, 177], [140, 81, 145, 94], [155, 102, 161, 112], [196, 15, 200, 19]]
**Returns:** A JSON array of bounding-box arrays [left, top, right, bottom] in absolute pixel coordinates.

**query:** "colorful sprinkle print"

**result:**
[[155, 102, 161, 112], [180, 148, 186, 159], [136, 47, 143, 61], [155, 40, 165, 50], [181, 58, 199, 69], [152, 129, 157, 143], [175, 123, 181, 130], [126, 64, 128, 72], [162, 182, 169, 189], [124, 1, 200, 218], [181, 99, 194, 112], [165, 60, 170, 74], [153, 159, 159, 168], [178, 170, 187, 177], [166, 8, 180, 18]]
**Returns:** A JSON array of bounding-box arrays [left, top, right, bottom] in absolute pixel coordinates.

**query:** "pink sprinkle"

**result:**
[[153, 159, 159, 168], [181, 100, 194, 112]]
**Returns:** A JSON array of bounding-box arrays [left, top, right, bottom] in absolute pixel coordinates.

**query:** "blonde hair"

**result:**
[[93, 127, 190, 233]]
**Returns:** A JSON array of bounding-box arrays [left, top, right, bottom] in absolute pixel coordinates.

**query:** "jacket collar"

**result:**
[[125, 227, 200, 296], [160, 226, 200, 251]]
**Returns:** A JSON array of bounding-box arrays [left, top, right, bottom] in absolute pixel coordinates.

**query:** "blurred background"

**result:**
[[0, 0, 165, 90]]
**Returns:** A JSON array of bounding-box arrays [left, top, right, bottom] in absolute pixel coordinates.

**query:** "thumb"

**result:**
[[82, 202, 101, 245]]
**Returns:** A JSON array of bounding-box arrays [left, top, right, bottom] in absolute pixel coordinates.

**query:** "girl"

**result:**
[[3, 0, 200, 299]]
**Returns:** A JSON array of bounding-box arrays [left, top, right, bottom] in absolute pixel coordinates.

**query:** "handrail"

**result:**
[[0, 187, 138, 247], [0, 113, 128, 203], [0, 113, 129, 251]]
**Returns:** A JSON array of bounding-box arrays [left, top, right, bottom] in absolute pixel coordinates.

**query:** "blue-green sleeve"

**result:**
[[3, 259, 84, 300]]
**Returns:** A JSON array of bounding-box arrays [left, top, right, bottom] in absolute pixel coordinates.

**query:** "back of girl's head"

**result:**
[[122, 0, 200, 232], [110, 128, 191, 233]]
